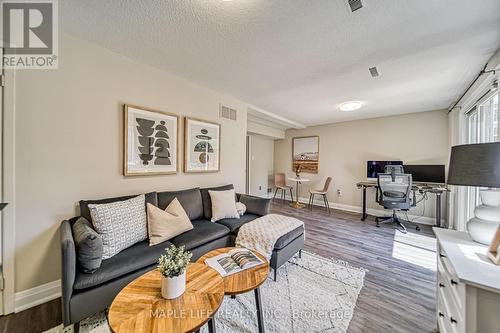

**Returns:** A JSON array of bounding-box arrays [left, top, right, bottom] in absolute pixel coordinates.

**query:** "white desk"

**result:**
[[288, 177, 310, 208]]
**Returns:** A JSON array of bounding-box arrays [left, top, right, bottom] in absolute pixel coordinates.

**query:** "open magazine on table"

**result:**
[[205, 248, 264, 277]]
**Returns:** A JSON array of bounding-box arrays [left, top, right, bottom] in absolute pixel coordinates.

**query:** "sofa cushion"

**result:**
[[157, 188, 203, 221], [239, 195, 271, 216], [170, 220, 230, 250], [74, 239, 172, 290], [200, 184, 234, 219], [216, 213, 260, 234], [236, 202, 246, 216], [79, 192, 157, 222], [147, 200, 193, 246], [274, 225, 305, 250], [209, 189, 240, 222], [88, 194, 147, 259], [72, 217, 103, 273]]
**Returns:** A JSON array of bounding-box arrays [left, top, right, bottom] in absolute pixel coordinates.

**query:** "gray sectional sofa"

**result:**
[[60, 184, 304, 326]]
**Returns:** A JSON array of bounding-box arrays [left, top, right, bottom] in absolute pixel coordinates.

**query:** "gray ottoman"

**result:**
[[270, 225, 305, 281], [229, 215, 305, 282]]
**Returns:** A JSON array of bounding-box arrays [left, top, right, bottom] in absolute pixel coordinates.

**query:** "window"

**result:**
[[464, 92, 499, 221]]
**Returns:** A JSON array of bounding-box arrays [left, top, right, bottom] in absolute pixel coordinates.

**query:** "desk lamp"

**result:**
[[448, 142, 500, 244]]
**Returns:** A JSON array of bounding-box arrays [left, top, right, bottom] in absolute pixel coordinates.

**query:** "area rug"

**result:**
[[45, 251, 366, 333]]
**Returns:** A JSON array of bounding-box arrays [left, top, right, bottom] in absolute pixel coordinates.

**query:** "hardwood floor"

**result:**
[[0, 298, 61, 333], [0, 201, 437, 333], [270, 200, 437, 333]]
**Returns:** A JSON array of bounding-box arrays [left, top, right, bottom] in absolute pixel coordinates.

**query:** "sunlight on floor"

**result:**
[[392, 232, 437, 271]]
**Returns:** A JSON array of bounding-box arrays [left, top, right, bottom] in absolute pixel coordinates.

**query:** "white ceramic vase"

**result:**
[[161, 271, 186, 299], [467, 189, 500, 245]]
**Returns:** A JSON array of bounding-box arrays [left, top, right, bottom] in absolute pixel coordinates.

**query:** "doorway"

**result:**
[[245, 135, 250, 195], [246, 134, 275, 197]]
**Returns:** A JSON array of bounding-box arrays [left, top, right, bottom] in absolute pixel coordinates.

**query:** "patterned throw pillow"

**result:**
[[236, 202, 246, 216], [88, 194, 147, 259]]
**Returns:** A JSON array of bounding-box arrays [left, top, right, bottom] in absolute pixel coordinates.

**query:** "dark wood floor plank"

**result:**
[[0, 298, 61, 333]]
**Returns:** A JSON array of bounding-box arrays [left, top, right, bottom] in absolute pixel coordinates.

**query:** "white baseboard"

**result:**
[[14, 279, 61, 313], [279, 195, 442, 226]]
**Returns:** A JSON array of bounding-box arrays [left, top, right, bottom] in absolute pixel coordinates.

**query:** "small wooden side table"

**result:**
[[108, 263, 224, 333], [197, 247, 269, 333]]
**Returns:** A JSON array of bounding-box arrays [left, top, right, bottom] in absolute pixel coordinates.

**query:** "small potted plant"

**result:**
[[157, 245, 192, 299]]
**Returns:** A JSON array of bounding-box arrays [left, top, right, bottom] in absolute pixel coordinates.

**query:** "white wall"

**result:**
[[248, 135, 275, 197], [10, 33, 259, 293], [274, 110, 449, 222]]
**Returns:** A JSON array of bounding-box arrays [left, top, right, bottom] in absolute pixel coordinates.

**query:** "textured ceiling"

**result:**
[[60, 0, 500, 126]]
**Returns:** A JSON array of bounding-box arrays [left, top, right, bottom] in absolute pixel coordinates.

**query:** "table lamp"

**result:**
[[447, 142, 500, 244]]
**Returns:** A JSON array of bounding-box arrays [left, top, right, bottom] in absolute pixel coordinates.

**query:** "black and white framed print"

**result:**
[[184, 117, 220, 173], [124, 104, 179, 176]]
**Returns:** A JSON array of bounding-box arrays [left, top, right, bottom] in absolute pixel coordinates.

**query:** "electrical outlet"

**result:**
[[337, 189, 342, 197], [259, 185, 262, 191]]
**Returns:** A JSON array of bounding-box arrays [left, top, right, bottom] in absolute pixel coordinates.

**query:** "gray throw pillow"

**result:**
[[239, 195, 271, 216], [88, 194, 147, 259], [72, 217, 103, 273]]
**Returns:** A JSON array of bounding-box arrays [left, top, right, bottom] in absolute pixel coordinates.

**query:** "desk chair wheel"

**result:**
[[416, 225, 421, 231], [376, 214, 409, 234]]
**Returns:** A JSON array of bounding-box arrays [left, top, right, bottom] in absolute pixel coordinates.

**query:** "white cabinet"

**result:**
[[434, 228, 500, 333]]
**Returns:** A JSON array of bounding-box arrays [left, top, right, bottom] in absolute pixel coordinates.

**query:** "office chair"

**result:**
[[384, 164, 404, 174], [273, 173, 293, 204], [376, 166, 419, 233]]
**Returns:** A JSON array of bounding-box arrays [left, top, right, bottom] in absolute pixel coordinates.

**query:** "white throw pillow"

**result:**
[[236, 202, 246, 216], [209, 189, 240, 222], [89, 194, 147, 259], [147, 198, 194, 246]]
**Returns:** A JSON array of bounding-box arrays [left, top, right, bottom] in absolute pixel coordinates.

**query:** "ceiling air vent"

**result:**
[[219, 104, 237, 121], [369, 67, 380, 78], [348, 0, 363, 12]]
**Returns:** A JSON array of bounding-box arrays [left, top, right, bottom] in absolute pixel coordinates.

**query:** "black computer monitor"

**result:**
[[403, 164, 445, 184], [367, 161, 403, 179]]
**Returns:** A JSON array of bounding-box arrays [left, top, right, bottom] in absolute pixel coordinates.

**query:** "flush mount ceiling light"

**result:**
[[339, 101, 363, 111]]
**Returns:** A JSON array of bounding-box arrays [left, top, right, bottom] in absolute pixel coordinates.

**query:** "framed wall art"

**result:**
[[124, 104, 179, 176], [292, 135, 319, 173], [184, 117, 220, 173]]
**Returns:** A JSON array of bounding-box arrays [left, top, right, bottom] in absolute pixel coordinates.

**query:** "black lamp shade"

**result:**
[[447, 142, 500, 187]]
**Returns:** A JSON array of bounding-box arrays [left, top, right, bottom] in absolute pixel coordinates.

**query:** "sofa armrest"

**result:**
[[60, 219, 76, 326], [238, 194, 271, 216]]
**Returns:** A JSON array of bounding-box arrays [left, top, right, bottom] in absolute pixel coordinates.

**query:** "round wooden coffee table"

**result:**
[[108, 263, 224, 333], [197, 247, 269, 333]]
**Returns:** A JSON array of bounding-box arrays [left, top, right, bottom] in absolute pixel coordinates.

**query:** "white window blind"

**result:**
[[460, 92, 499, 230]]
